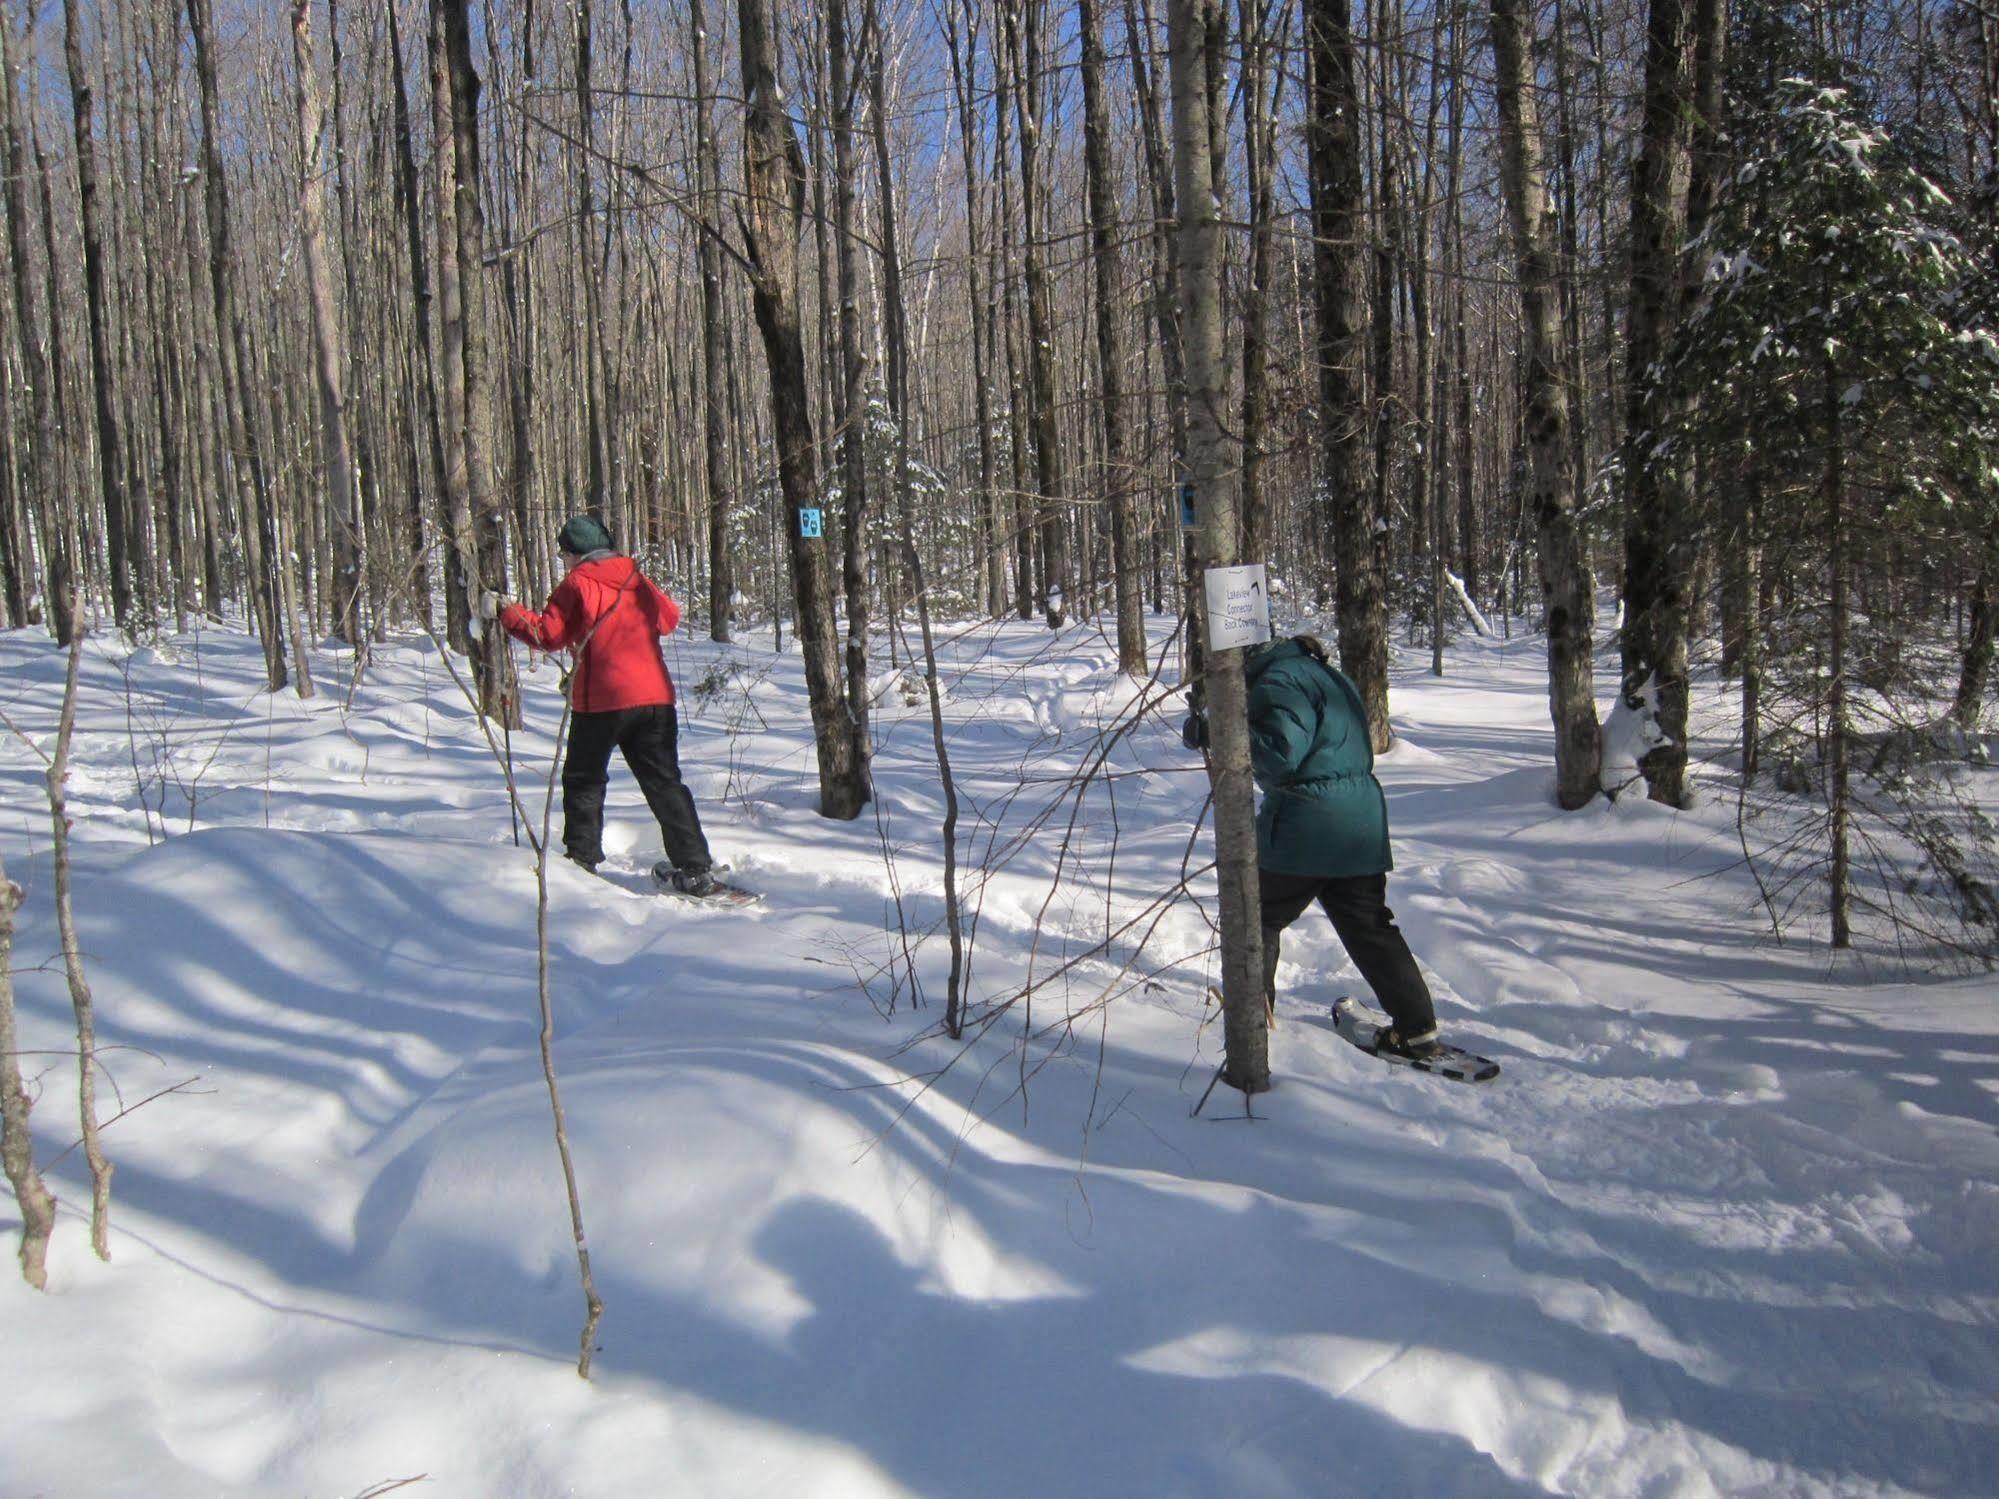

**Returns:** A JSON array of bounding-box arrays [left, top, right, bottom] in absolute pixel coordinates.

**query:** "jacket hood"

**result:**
[[1245, 637, 1309, 683], [570, 552, 635, 581]]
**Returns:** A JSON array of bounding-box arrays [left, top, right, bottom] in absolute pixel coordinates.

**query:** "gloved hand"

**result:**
[[1182, 711, 1209, 752], [478, 590, 504, 621]]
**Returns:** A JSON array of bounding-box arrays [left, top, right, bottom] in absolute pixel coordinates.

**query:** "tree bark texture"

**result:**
[[1005, 0, 1074, 628], [432, 0, 516, 724], [1080, 0, 1147, 673], [1491, 0, 1603, 809], [292, 0, 362, 648], [737, 0, 865, 820], [1620, 0, 1694, 807], [828, 0, 873, 805], [1307, 0, 1392, 753], [188, 0, 296, 695], [0, 854, 57, 1289], [62, 0, 133, 630], [1172, 0, 1268, 1095], [690, 0, 734, 643]]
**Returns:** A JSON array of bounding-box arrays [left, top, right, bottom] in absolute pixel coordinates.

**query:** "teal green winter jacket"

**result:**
[[1244, 638, 1392, 878]]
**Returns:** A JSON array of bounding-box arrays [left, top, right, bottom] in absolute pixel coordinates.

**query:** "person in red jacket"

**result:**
[[483, 515, 719, 895]]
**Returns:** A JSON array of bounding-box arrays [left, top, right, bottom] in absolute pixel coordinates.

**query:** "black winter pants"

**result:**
[[1260, 869, 1436, 1037], [563, 703, 713, 873]]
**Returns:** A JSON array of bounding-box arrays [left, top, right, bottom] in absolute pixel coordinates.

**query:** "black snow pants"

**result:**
[[562, 703, 713, 874], [1259, 869, 1437, 1037]]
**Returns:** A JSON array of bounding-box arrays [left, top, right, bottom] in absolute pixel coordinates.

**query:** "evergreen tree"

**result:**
[[1669, 42, 1999, 960]]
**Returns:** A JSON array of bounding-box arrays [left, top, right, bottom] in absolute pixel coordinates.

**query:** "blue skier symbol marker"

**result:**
[[800, 507, 823, 539], [1179, 482, 1197, 530]]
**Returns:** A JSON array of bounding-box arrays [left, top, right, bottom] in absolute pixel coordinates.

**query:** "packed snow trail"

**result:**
[[1, 619, 1994, 1497]]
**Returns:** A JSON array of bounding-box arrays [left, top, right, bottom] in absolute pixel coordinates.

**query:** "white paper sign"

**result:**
[[1204, 563, 1272, 651]]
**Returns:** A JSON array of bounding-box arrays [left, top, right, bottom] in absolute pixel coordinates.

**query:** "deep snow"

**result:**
[[1, 611, 1994, 1498]]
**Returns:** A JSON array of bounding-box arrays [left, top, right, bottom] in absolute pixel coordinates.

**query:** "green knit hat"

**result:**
[[557, 514, 614, 556]]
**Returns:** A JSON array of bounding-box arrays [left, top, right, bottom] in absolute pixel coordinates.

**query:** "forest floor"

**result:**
[[1, 608, 1995, 1498]]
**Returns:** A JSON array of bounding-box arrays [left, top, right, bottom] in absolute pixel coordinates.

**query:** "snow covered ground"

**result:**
[[1, 611, 1995, 1499]]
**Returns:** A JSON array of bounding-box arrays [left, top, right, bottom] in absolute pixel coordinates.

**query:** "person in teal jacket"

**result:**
[[1241, 635, 1439, 1058]]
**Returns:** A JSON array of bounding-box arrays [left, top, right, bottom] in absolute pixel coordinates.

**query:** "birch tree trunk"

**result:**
[[1491, 0, 1602, 809]]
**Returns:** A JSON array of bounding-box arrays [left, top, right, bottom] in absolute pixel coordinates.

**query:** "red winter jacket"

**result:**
[[499, 554, 682, 713]]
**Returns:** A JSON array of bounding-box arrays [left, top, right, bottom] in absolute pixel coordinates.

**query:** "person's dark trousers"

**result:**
[[1259, 868, 1437, 1037], [562, 704, 713, 873]]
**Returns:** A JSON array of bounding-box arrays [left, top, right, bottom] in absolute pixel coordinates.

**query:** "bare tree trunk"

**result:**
[[828, 0, 873, 805], [1739, 478, 1763, 778], [1126, 0, 1191, 642], [0, 8, 73, 644], [737, 0, 866, 820], [325, 0, 385, 638], [292, 0, 361, 648], [187, 0, 296, 694], [35, 123, 88, 646], [430, 5, 474, 647], [1824, 353, 1851, 948], [47, 622, 111, 1258], [1620, 0, 1695, 806], [1367, 0, 1402, 677], [0, 315, 25, 629], [1307, 0, 1389, 748], [572, 0, 613, 528], [1081, 0, 1146, 672], [488, 3, 545, 612], [432, 0, 516, 724], [127, 16, 189, 630], [1237, 0, 1281, 571], [945, 0, 1004, 616], [61, 0, 132, 631], [0, 851, 57, 1289], [691, 0, 734, 642], [1003, 0, 1073, 628], [1491, 0, 1602, 808], [1956, 532, 1998, 731], [865, 0, 965, 1032], [1173, 0, 1267, 1095], [1414, 0, 1447, 676], [386, 0, 439, 630], [1953, 7, 1997, 730], [994, 25, 1035, 621]]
